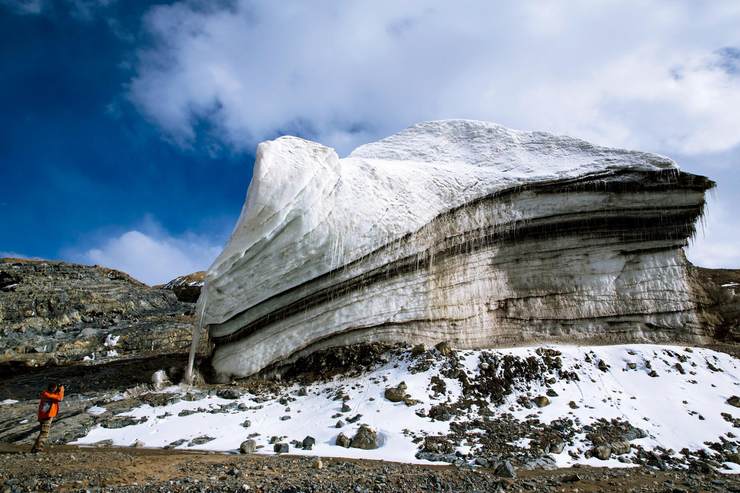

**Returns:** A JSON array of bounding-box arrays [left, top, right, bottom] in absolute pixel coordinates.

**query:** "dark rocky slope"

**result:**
[[0, 258, 202, 374]]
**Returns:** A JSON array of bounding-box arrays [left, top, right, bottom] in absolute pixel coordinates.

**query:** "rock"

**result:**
[[101, 416, 147, 429], [340, 403, 351, 412], [216, 388, 242, 400], [335, 420, 345, 428], [312, 458, 323, 469], [610, 440, 631, 455], [568, 401, 579, 409], [241, 419, 251, 428], [549, 441, 566, 454], [384, 384, 408, 403], [280, 415, 291, 421], [239, 440, 257, 454], [164, 439, 187, 449], [593, 445, 612, 460], [533, 396, 550, 408], [627, 362, 637, 370], [546, 389, 558, 397], [474, 457, 490, 467], [158, 271, 205, 303], [727, 396, 740, 408], [350, 424, 379, 449], [494, 461, 516, 478], [336, 433, 351, 448], [522, 455, 558, 470], [189, 436, 215, 446], [273, 443, 289, 454], [411, 344, 426, 356], [434, 341, 453, 356], [130, 439, 145, 448], [302, 436, 316, 450], [598, 360, 609, 372], [196, 120, 717, 378]]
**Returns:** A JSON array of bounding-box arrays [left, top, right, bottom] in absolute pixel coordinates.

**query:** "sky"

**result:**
[[0, 0, 739, 284]]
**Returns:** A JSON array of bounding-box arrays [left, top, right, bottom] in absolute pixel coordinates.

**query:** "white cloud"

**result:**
[[127, 1, 740, 269], [68, 219, 223, 285], [130, 1, 740, 156]]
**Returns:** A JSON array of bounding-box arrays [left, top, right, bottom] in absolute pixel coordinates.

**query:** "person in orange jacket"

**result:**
[[31, 383, 64, 453]]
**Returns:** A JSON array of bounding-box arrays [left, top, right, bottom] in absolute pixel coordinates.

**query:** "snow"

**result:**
[[74, 344, 740, 470], [0, 399, 19, 405], [87, 406, 107, 416], [104, 334, 120, 347]]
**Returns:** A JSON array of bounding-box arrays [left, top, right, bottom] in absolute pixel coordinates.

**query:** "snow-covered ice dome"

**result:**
[[197, 120, 715, 379]]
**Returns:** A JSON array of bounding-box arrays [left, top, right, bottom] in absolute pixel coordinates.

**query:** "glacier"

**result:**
[[198, 120, 716, 379]]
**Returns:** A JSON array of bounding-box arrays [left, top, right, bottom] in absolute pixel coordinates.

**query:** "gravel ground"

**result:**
[[1, 445, 739, 493]]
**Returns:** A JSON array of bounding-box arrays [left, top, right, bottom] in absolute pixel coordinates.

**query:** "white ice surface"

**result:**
[[74, 345, 740, 470], [202, 120, 677, 327], [0, 399, 19, 405]]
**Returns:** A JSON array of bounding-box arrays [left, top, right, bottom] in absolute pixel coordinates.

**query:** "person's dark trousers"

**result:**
[[31, 418, 53, 452]]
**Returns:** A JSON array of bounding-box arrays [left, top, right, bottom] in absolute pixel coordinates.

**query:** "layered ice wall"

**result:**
[[200, 120, 715, 379]]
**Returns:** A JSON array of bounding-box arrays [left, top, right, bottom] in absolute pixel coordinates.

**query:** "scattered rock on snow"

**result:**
[[273, 443, 289, 454], [533, 396, 550, 408], [302, 436, 316, 450], [240, 440, 257, 454], [351, 425, 379, 450], [384, 382, 408, 402], [336, 433, 351, 448]]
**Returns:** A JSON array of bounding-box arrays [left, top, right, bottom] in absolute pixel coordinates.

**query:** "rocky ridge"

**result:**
[[0, 258, 204, 372]]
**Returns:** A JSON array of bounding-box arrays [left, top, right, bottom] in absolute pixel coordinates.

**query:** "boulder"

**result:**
[[273, 443, 289, 454], [350, 424, 378, 450], [533, 396, 550, 408], [494, 461, 517, 478], [336, 433, 351, 448], [302, 436, 316, 450], [384, 383, 408, 403], [593, 445, 612, 460], [240, 439, 257, 454]]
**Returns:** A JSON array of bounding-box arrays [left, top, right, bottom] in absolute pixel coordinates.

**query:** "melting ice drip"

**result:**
[[185, 279, 207, 385]]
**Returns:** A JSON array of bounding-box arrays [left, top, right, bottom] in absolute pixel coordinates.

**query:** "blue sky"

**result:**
[[1, 1, 739, 284]]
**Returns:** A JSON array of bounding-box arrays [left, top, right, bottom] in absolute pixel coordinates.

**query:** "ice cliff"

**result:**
[[199, 120, 716, 379]]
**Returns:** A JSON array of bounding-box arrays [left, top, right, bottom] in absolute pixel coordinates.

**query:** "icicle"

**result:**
[[185, 278, 208, 385]]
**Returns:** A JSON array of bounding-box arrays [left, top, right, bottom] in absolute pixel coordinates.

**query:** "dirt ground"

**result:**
[[0, 444, 738, 493]]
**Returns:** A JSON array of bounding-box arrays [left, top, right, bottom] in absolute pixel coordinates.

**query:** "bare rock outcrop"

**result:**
[[0, 258, 198, 370]]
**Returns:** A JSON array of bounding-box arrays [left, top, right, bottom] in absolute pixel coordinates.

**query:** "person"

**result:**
[[31, 383, 64, 453]]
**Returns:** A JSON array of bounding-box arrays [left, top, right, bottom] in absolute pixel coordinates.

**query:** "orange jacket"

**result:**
[[37, 387, 64, 420]]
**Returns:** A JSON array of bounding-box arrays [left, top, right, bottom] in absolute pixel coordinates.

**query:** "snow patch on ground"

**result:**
[[73, 344, 740, 469]]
